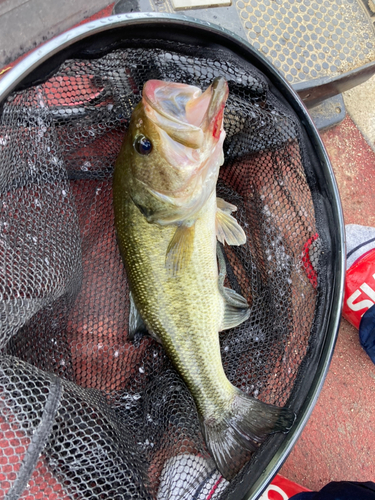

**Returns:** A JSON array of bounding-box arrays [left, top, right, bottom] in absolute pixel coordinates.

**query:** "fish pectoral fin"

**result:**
[[223, 287, 249, 308], [216, 206, 246, 246], [166, 224, 195, 275], [216, 197, 237, 213], [129, 193, 156, 222]]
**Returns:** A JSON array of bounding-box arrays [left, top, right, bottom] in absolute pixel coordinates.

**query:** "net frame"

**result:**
[[0, 14, 345, 500]]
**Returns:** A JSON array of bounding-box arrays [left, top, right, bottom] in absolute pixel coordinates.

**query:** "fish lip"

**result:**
[[143, 77, 229, 129], [144, 93, 201, 133], [143, 80, 204, 149], [143, 80, 202, 132]]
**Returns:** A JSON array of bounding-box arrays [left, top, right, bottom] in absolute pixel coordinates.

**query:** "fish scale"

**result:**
[[112, 185, 233, 417]]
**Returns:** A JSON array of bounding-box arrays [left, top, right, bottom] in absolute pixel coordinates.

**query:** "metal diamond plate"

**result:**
[[235, 0, 375, 84], [128, 0, 375, 85]]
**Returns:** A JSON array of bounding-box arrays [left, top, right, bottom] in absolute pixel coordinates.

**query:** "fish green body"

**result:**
[[113, 185, 233, 416], [113, 78, 294, 480]]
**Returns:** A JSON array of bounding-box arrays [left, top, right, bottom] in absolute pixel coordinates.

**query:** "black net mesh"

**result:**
[[0, 39, 329, 500]]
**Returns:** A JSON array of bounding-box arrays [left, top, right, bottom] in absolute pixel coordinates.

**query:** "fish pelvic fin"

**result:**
[[216, 197, 237, 213], [129, 292, 148, 340], [202, 390, 296, 480], [129, 292, 162, 344], [216, 199, 246, 246], [166, 223, 195, 275]]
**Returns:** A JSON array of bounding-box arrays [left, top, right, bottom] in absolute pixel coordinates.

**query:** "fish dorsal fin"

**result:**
[[166, 224, 195, 275], [216, 198, 246, 246]]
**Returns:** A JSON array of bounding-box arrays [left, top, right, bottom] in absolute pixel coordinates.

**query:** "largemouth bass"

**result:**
[[113, 77, 295, 480]]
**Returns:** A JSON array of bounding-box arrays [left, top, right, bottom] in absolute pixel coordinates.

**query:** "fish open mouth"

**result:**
[[143, 77, 229, 149]]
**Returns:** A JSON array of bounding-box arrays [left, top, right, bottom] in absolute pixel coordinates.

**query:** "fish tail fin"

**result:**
[[202, 390, 295, 480]]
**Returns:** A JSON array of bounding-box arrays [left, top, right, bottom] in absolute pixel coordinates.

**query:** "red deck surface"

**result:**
[[280, 115, 375, 491]]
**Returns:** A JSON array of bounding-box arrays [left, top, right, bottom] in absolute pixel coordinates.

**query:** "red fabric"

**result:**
[[343, 248, 375, 329], [259, 475, 310, 499]]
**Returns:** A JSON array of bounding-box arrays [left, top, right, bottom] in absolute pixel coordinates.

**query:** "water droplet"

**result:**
[[81, 161, 91, 171]]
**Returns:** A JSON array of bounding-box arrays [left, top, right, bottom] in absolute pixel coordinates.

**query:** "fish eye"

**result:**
[[134, 135, 153, 155]]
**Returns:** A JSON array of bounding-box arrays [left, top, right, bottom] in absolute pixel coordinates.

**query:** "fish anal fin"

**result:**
[[222, 287, 249, 308], [202, 390, 296, 480], [166, 224, 195, 275], [216, 208, 246, 246], [217, 243, 250, 330]]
